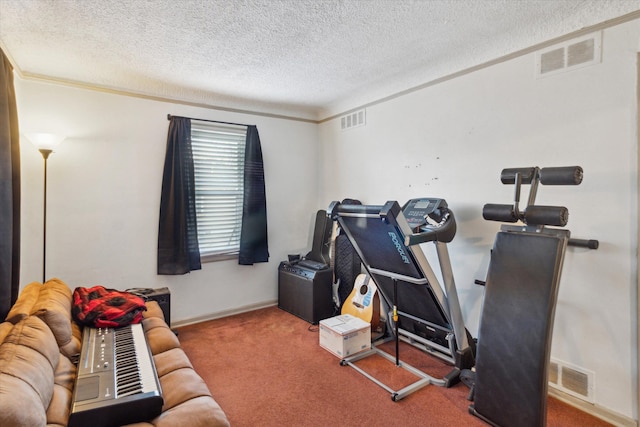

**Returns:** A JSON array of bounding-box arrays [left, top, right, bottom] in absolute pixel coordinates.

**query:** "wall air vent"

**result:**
[[549, 358, 595, 403], [340, 109, 366, 130], [535, 31, 601, 78]]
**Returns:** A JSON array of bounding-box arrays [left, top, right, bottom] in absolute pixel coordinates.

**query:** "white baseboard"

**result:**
[[172, 299, 278, 328], [548, 387, 637, 427]]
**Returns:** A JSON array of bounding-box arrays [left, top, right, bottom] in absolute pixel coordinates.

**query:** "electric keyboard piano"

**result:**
[[68, 323, 163, 427]]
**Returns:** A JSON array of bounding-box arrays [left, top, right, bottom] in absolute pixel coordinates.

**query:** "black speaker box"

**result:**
[[278, 262, 333, 324], [127, 287, 171, 326]]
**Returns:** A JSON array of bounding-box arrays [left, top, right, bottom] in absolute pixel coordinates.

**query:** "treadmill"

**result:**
[[327, 198, 474, 400]]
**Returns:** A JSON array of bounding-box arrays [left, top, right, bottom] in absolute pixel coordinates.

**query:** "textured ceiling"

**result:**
[[1, 0, 639, 121]]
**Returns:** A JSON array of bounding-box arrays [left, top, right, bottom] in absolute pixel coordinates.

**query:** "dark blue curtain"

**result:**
[[157, 117, 202, 274], [238, 125, 269, 265], [0, 48, 20, 318]]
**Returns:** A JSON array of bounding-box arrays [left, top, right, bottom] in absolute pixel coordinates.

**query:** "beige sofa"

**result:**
[[0, 279, 230, 427]]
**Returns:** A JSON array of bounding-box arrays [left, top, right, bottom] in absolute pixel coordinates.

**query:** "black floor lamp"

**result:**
[[26, 133, 65, 284]]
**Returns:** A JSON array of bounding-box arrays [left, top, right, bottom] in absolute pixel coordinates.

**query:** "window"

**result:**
[[191, 121, 247, 261]]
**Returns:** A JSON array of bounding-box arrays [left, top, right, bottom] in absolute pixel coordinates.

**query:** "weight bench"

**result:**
[[328, 198, 474, 401], [469, 166, 598, 427]]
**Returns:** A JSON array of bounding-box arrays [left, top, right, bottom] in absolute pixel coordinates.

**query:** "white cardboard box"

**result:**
[[319, 314, 371, 358]]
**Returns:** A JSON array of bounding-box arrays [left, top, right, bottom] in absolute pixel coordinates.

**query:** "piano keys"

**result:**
[[68, 323, 163, 427]]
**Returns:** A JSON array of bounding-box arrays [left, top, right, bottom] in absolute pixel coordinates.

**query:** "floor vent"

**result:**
[[549, 358, 594, 403], [536, 31, 601, 78], [340, 109, 366, 130]]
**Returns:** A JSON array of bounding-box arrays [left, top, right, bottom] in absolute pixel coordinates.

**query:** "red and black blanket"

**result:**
[[72, 285, 146, 328]]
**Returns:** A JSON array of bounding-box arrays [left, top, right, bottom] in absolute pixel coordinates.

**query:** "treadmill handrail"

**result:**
[[404, 210, 457, 245], [368, 267, 429, 285], [328, 201, 385, 218]]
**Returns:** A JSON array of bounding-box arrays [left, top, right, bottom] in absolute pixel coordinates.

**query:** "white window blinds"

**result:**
[[191, 121, 247, 259]]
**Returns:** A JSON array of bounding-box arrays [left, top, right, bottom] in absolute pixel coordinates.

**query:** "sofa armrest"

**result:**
[[143, 301, 166, 321], [0, 317, 59, 426]]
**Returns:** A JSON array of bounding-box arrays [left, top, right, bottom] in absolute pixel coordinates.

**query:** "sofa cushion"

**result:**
[[143, 300, 166, 321], [67, 319, 83, 353], [31, 279, 73, 346], [0, 316, 59, 427], [153, 361, 230, 427], [143, 317, 181, 355], [53, 353, 76, 392], [119, 395, 230, 427], [159, 367, 214, 411], [152, 395, 230, 427], [30, 278, 82, 358], [0, 321, 12, 343], [152, 347, 193, 378], [5, 281, 41, 323], [46, 354, 76, 425]]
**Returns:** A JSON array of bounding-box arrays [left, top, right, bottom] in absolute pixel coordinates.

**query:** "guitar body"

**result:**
[[342, 274, 380, 330]]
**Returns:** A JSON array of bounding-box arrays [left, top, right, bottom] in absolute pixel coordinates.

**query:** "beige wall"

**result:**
[[318, 19, 640, 421], [16, 79, 320, 324]]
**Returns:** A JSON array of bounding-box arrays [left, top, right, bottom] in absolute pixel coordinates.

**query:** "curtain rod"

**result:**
[[167, 114, 252, 128]]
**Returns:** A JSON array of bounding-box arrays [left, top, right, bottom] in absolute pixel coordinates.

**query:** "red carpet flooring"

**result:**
[[177, 306, 612, 427]]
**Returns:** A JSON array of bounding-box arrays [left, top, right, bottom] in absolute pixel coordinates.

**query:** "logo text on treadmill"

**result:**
[[388, 232, 410, 264]]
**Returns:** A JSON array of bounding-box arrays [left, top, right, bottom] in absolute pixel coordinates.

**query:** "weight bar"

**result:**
[[483, 204, 569, 227], [568, 238, 599, 249], [482, 204, 518, 223], [500, 167, 537, 185], [539, 166, 583, 185], [524, 205, 568, 227]]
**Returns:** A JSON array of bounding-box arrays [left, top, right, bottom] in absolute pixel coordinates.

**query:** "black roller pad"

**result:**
[[471, 231, 565, 427]]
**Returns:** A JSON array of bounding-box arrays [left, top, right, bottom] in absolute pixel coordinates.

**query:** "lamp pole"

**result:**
[[39, 148, 52, 284], [26, 132, 64, 284]]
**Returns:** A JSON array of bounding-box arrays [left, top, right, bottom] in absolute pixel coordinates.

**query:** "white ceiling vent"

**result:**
[[549, 358, 595, 403], [340, 109, 366, 130], [535, 31, 602, 78]]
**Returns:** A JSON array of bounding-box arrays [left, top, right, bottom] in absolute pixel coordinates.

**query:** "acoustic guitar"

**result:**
[[341, 273, 380, 330]]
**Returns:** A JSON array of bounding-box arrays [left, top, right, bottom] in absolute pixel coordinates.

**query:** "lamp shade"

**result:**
[[24, 133, 66, 150]]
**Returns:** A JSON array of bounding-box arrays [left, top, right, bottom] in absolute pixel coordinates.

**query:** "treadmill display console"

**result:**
[[403, 198, 449, 231]]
